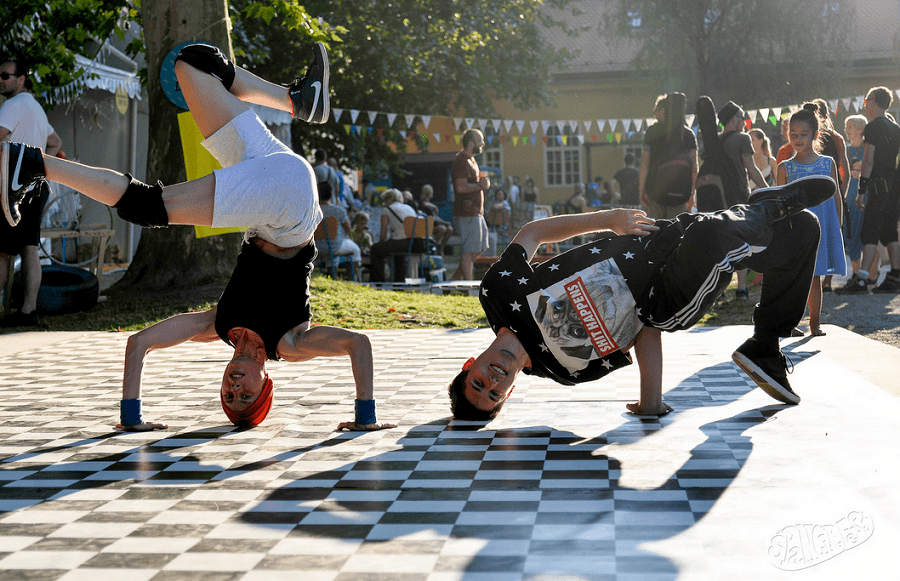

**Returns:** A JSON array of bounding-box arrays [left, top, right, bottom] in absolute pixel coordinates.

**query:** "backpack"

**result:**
[[645, 129, 694, 206], [695, 95, 746, 212]]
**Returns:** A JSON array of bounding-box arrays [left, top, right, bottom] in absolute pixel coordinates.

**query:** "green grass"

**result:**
[[2, 272, 758, 335], [1, 274, 487, 334]]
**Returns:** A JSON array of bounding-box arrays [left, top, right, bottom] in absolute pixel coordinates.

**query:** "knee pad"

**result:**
[[175, 43, 236, 90], [114, 174, 169, 228]]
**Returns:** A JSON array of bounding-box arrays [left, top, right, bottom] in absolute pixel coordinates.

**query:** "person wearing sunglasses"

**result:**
[[0, 60, 63, 327]]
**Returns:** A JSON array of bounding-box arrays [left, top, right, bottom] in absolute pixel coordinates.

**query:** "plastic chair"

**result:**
[[403, 215, 436, 279], [314, 216, 356, 281]]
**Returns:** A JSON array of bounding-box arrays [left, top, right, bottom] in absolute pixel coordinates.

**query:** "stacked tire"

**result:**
[[13, 264, 99, 314]]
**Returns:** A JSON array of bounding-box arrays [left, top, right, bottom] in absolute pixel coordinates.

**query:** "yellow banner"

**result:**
[[177, 111, 247, 238]]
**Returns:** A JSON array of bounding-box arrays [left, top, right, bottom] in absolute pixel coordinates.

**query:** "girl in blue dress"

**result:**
[[775, 104, 845, 337], [843, 115, 867, 276]]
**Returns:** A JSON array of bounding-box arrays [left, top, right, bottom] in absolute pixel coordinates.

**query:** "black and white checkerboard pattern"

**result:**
[[0, 328, 896, 580]]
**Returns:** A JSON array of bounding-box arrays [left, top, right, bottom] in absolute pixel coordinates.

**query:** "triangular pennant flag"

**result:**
[[542, 136, 549, 145], [828, 99, 839, 114], [568, 120, 578, 132], [454, 135, 462, 145], [486, 135, 494, 146], [405, 114, 416, 128], [515, 120, 525, 133], [596, 120, 606, 132], [748, 110, 758, 123], [633, 118, 643, 132], [771, 107, 782, 120], [399, 130, 406, 139], [367, 126, 374, 135], [504, 119, 514, 133], [492, 119, 502, 132], [500, 135, 505, 144], [853, 96, 864, 111], [788, 104, 799, 114], [333, 108, 343, 121], [591, 134, 598, 142], [685, 114, 695, 127], [421, 115, 431, 129], [541, 120, 551, 135], [759, 108, 769, 121], [350, 109, 360, 123], [841, 98, 852, 111], [606, 133, 614, 143], [770, 115, 778, 126], [554, 120, 565, 133], [387, 113, 397, 127], [343, 124, 351, 134], [560, 135, 567, 146], [577, 134, 585, 145], [465, 118, 475, 129], [513, 136, 519, 146], [432, 133, 440, 143], [478, 119, 488, 130], [453, 117, 463, 129], [615, 132, 623, 144], [368, 111, 378, 124], [530, 121, 539, 134], [583, 120, 593, 133]]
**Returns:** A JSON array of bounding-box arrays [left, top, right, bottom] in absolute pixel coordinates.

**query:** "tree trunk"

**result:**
[[116, 0, 242, 289]]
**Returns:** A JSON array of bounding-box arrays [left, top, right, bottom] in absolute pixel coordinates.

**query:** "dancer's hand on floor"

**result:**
[[336, 421, 399, 432]]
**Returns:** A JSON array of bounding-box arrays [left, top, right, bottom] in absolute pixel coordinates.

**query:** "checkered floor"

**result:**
[[0, 327, 897, 580]]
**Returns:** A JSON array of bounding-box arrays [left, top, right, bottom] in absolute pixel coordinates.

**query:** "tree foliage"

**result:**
[[230, 0, 580, 173], [0, 0, 140, 108], [601, 0, 854, 107]]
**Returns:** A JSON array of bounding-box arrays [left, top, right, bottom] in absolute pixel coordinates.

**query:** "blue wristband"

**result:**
[[354, 399, 377, 425], [120, 399, 143, 426]]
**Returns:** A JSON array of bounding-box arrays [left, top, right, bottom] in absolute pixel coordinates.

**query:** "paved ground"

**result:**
[[0, 325, 897, 580]]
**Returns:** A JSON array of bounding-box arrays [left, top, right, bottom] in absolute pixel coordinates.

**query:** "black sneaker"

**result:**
[[834, 273, 868, 295], [732, 337, 800, 404], [873, 273, 900, 294], [288, 42, 330, 123], [748, 175, 837, 221], [1, 310, 40, 327], [2, 142, 46, 227]]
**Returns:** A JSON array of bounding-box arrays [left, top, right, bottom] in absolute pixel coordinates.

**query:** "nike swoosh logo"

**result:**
[[307, 81, 321, 122], [11, 146, 25, 191]]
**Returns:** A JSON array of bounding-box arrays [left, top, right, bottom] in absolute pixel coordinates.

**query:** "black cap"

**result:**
[[717, 101, 741, 125]]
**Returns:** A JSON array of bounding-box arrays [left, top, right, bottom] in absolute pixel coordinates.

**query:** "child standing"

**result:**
[[775, 104, 845, 336]]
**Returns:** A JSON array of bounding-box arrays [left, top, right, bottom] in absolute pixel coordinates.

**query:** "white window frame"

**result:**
[[544, 125, 582, 187]]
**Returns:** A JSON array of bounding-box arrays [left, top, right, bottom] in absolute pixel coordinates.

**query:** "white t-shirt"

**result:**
[[0, 92, 54, 148], [508, 184, 520, 205], [384, 202, 417, 240]]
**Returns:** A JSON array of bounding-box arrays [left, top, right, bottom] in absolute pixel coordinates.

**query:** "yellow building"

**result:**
[[376, 0, 900, 210]]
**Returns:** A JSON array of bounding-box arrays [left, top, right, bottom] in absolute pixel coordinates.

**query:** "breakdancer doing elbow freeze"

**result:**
[[1, 42, 397, 433], [447, 174, 837, 421]]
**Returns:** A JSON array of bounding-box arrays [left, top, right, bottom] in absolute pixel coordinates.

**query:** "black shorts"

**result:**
[[859, 177, 900, 246], [0, 182, 49, 256]]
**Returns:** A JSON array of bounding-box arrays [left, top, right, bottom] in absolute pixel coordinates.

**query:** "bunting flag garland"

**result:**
[[326, 88, 889, 149]]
